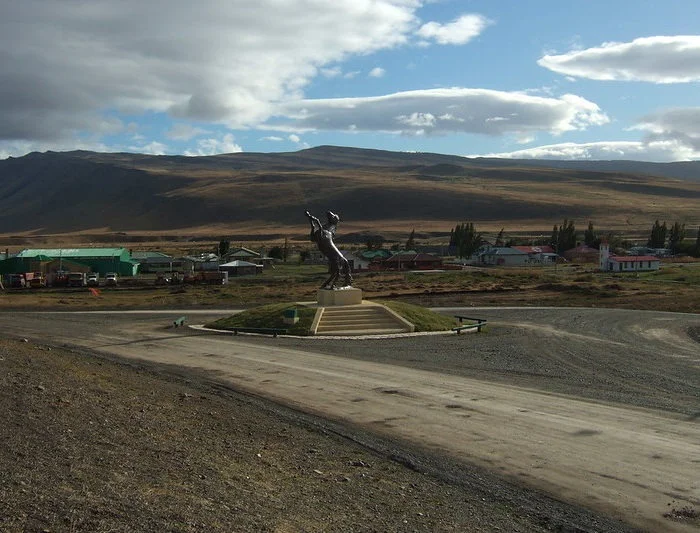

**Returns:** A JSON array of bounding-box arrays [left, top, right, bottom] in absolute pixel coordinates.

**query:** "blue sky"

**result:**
[[2, 0, 700, 161]]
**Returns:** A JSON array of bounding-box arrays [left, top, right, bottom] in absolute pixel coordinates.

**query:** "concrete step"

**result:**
[[316, 321, 401, 332], [319, 315, 398, 324], [316, 328, 409, 336], [314, 304, 413, 336]]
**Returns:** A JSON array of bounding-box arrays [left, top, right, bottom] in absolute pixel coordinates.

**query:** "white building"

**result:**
[[479, 247, 529, 266], [599, 243, 660, 272]]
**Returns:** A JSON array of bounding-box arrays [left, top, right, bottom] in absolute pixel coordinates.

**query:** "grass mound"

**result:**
[[377, 300, 456, 332], [206, 303, 317, 336], [207, 300, 455, 336]]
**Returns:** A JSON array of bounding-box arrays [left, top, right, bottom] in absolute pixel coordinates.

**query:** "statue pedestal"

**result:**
[[317, 287, 362, 306]]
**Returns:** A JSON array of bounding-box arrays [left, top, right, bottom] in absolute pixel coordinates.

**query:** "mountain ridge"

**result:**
[[1, 146, 698, 236]]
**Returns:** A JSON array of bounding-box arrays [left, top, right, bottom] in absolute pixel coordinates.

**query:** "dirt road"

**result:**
[[6, 307, 700, 532]]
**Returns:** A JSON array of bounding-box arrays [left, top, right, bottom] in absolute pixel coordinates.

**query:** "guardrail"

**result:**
[[453, 315, 488, 334], [230, 327, 287, 338]]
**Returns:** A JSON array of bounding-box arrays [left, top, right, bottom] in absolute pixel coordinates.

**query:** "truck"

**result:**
[[86, 273, 100, 286], [105, 272, 118, 286], [27, 272, 46, 288]]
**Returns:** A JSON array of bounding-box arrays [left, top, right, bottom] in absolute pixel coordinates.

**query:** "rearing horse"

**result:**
[[305, 210, 353, 289]]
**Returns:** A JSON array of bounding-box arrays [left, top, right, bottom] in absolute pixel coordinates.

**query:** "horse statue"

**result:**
[[305, 210, 353, 289]]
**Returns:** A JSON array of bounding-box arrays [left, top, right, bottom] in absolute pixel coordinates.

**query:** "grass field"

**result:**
[[1, 260, 698, 314]]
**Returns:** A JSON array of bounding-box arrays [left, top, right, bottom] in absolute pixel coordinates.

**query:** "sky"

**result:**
[[2, 0, 700, 162]]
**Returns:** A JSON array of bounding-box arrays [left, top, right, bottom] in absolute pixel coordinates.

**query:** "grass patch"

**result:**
[[206, 302, 317, 336], [377, 300, 456, 332]]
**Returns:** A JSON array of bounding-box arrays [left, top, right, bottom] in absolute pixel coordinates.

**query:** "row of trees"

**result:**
[[647, 220, 693, 254], [447, 219, 700, 258]]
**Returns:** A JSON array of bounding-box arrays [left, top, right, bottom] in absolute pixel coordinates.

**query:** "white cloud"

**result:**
[[261, 136, 285, 141], [276, 88, 609, 136], [134, 141, 169, 155], [0, 0, 419, 147], [472, 140, 699, 162], [632, 107, 700, 152], [185, 134, 243, 156], [166, 123, 209, 141], [320, 66, 343, 78], [538, 36, 700, 83], [369, 67, 386, 78], [416, 14, 491, 45], [288, 134, 301, 143]]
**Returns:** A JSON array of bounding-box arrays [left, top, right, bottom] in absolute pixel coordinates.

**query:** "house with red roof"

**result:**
[[512, 245, 559, 264], [599, 243, 660, 272]]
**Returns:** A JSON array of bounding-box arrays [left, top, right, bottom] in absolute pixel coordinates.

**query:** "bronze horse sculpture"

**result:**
[[305, 210, 353, 289]]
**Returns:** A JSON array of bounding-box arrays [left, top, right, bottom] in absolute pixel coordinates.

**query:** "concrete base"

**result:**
[[317, 287, 363, 306]]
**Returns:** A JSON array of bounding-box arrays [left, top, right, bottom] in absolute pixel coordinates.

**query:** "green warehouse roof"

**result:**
[[16, 248, 129, 258]]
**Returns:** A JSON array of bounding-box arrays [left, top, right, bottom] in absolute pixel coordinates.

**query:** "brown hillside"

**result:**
[[0, 146, 698, 239]]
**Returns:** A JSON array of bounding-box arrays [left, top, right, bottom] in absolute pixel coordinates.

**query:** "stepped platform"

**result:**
[[311, 301, 414, 336]]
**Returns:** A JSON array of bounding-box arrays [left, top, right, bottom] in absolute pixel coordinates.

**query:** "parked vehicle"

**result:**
[[184, 271, 229, 285], [50, 271, 70, 287], [86, 273, 99, 286], [67, 272, 87, 287], [105, 272, 118, 286], [7, 273, 26, 288], [27, 272, 46, 288]]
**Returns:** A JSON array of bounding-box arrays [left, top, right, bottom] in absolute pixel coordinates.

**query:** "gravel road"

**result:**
[[4, 306, 700, 532]]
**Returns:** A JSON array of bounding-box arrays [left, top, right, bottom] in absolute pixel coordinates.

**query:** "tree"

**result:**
[[299, 250, 310, 264], [553, 219, 576, 253], [495, 228, 505, 247], [405, 228, 416, 250], [550, 224, 559, 250], [696, 227, 700, 256], [268, 246, 284, 260], [668, 221, 686, 254], [217, 239, 230, 257], [584, 221, 597, 247], [647, 220, 667, 248], [449, 222, 481, 259]]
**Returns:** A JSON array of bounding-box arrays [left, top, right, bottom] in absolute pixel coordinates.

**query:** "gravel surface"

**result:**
[[3, 306, 699, 532], [0, 337, 636, 533], [233, 307, 700, 416]]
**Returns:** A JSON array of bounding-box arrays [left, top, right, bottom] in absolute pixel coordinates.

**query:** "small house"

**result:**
[[479, 247, 528, 266]]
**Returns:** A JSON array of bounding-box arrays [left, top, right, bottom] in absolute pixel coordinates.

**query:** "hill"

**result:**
[[0, 146, 698, 239]]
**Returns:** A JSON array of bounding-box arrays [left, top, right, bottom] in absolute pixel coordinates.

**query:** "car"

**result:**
[[86, 273, 99, 286], [104, 272, 118, 286], [67, 272, 86, 287]]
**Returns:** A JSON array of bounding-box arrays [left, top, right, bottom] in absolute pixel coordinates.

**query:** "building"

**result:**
[[219, 260, 261, 276], [342, 251, 370, 272], [562, 245, 599, 263], [383, 252, 443, 271], [599, 243, 660, 272], [131, 251, 181, 273], [224, 247, 260, 261], [12, 248, 139, 276], [512, 245, 558, 263], [479, 247, 528, 266]]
